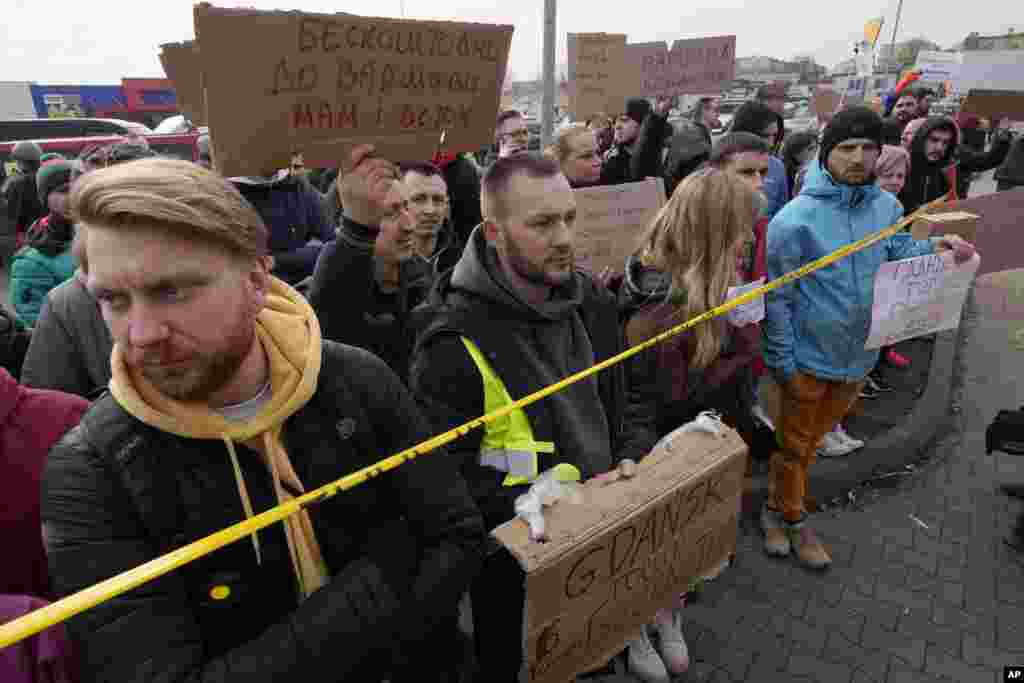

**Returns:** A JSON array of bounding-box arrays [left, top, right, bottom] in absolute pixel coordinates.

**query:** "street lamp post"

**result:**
[[540, 0, 556, 149]]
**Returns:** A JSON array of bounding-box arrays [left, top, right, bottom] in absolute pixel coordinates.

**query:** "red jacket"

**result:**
[[0, 368, 88, 598], [749, 216, 769, 378]]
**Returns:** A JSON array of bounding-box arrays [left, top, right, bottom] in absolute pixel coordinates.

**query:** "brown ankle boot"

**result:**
[[761, 506, 791, 556], [787, 524, 832, 570]]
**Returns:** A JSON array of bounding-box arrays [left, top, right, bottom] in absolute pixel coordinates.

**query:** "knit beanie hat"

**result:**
[[36, 159, 73, 208], [39, 152, 64, 164], [624, 97, 652, 125], [820, 106, 884, 166]]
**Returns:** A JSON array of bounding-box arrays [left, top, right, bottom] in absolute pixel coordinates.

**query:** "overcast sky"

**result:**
[[1, 0, 1020, 84]]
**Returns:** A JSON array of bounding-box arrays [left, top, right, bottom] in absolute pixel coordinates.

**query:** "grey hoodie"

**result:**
[[21, 271, 112, 399], [416, 227, 614, 486]]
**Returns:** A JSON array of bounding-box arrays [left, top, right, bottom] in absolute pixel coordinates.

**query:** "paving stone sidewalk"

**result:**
[[672, 280, 1024, 683]]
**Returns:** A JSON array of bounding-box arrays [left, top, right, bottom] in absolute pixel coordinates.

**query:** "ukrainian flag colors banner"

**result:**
[[864, 17, 885, 47]]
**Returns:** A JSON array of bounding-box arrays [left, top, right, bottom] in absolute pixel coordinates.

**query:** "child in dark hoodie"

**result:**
[[9, 159, 77, 328]]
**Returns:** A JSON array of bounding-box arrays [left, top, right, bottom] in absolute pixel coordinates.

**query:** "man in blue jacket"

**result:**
[[761, 107, 976, 570]]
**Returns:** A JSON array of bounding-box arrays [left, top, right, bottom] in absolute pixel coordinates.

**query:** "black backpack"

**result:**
[[986, 407, 1024, 456]]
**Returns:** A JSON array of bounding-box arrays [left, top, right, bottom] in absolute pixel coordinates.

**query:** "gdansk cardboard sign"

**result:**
[[493, 426, 746, 682]]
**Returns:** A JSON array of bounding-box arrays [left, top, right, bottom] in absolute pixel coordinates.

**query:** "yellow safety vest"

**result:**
[[461, 337, 579, 487]]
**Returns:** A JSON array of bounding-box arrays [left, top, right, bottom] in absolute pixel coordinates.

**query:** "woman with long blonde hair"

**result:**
[[617, 168, 763, 680]]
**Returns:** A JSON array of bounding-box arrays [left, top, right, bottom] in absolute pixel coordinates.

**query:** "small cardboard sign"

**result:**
[[159, 41, 207, 126], [911, 190, 1024, 276], [810, 87, 840, 117], [193, 4, 513, 177], [567, 33, 628, 121], [625, 35, 736, 99], [866, 251, 980, 349], [961, 89, 1024, 123], [572, 178, 666, 276], [493, 426, 746, 683]]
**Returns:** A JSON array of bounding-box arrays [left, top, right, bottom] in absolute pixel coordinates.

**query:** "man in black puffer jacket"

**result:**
[[42, 157, 485, 683], [309, 150, 434, 383]]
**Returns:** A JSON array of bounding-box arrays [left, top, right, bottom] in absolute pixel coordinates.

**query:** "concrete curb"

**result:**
[[743, 286, 976, 512]]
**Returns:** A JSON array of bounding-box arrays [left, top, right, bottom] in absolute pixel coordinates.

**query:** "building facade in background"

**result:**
[[1, 78, 179, 129]]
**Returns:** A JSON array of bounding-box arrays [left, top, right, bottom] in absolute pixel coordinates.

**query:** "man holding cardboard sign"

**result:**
[[763, 108, 975, 570], [411, 154, 627, 681]]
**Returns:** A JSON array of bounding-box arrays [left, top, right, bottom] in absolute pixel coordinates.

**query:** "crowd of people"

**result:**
[[1, 78, 1020, 683]]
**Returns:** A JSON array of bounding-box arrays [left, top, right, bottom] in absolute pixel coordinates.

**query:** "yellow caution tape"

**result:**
[[0, 198, 948, 649]]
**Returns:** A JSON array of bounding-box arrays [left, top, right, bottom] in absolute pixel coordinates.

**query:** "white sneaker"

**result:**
[[654, 610, 690, 675], [627, 626, 670, 682], [752, 403, 775, 431], [834, 425, 865, 451], [817, 430, 853, 458]]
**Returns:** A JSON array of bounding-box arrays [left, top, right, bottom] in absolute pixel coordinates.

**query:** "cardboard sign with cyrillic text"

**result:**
[[811, 87, 840, 117], [961, 89, 1024, 123], [571, 178, 666, 276], [193, 4, 513, 176], [567, 33, 628, 121], [159, 41, 207, 126], [493, 426, 746, 683], [625, 35, 736, 99]]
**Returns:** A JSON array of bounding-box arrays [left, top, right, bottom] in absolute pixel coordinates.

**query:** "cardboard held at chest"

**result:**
[[625, 35, 736, 99], [192, 4, 513, 177], [567, 33, 628, 122], [159, 41, 206, 126], [571, 178, 666, 276], [492, 425, 746, 683]]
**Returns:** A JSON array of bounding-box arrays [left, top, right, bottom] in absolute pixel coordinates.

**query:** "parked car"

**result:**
[[0, 131, 202, 168], [0, 117, 151, 144]]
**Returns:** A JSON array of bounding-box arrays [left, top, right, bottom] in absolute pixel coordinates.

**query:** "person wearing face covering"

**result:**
[[42, 157, 485, 683]]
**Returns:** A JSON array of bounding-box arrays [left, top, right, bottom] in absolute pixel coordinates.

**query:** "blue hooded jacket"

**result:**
[[763, 160, 935, 384], [762, 155, 790, 219]]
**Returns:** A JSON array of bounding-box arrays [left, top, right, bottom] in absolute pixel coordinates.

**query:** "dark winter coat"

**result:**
[[0, 368, 87, 598], [663, 121, 712, 197], [233, 174, 336, 285], [900, 117, 1012, 214], [995, 135, 1024, 191], [2, 172, 44, 251], [600, 112, 674, 186], [410, 228, 625, 529], [880, 116, 907, 147], [42, 341, 486, 683], [20, 273, 112, 399], [437, 154, 482, 249], [308, 217, 432, 382]]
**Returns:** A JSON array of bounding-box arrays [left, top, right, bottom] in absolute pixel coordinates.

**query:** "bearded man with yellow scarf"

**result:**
[[41, 156, 486, 683]]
